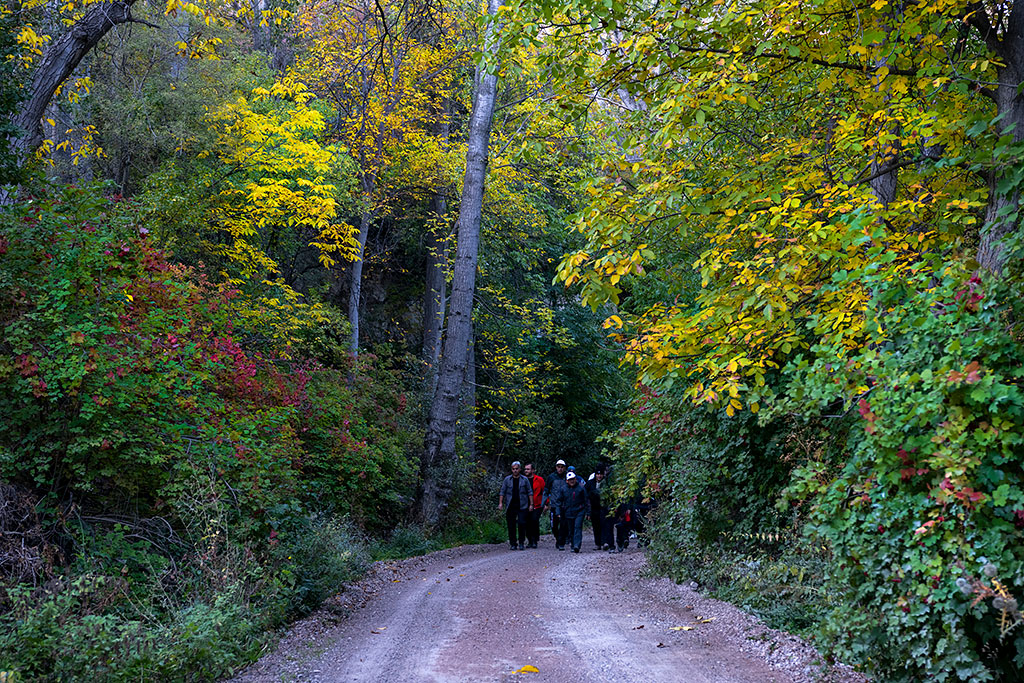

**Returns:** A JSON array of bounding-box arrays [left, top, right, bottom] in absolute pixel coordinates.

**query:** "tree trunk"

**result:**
[[251, 0, 269, 53], [461, 323, 476, 461], [977, 62, 1024, 274], [348, 174, 376, 354], [12, 0, 137, 157], [972, 2, 1024, 274], [418, 0, 500, 527]]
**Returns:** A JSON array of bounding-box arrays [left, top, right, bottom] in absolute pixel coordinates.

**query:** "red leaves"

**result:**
[[16, 355, 38, 377], [948, 361, 982, 385], [933, 477, 986, 509], [858, 398, 878, 434], [900, 467, 929, 482], [31, 379, 48, 398], [954, 274, 984, 311]]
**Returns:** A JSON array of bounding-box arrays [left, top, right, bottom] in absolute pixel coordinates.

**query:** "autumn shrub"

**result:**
[[0, 185, 415, 678]]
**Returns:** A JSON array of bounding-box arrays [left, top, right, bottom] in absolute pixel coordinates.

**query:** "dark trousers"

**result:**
[[526, 508, 542, 546], [591, 504, 613, 547], [614, 519, 632, 549], [614, 505, 641, 549], [506, 505, 526, 546], [566, 512, 586, 550], [551, 510, 566, 547]]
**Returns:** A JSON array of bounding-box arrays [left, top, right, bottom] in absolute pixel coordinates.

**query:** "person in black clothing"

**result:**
[[554, 471, 590, 552], [588, 466, 614, 550], [611, 503, 634, 552], [544, 460, 568, 550], [498, 461, 533, 550]]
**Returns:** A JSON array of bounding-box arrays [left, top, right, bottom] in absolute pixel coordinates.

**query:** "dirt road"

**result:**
[[233, 541, 862, 683]]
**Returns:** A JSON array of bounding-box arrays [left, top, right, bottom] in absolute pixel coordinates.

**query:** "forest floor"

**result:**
[[230, 538, 865, 683]]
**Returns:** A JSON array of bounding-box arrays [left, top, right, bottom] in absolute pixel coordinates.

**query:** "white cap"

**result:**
[[566, 472, 577, 480], [556, 459, 567, 466]]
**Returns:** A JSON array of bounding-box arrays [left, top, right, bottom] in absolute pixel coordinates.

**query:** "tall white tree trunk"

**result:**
[[348, 174, 376, 354], [418, 0, 500, 526]]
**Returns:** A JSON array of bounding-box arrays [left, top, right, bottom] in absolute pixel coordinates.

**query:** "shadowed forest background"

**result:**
[[1, 0, 1023, 680]]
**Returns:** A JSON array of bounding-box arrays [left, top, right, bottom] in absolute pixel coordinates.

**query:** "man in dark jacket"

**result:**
[[588, 466, 613, 550], [554, 471, 589, 552], [544, 460, 568, 550], [499, 461, 533, 550]]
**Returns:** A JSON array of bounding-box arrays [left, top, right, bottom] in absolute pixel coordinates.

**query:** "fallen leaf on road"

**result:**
[[656, 643, 666, 648], [514, 664, 539, 674], [370, 630, 381, 635], [632, 625, 644, 630], [377, 627, 387, 630], [533, 614, 542, 618], [669, 626, 694, 631], [696, 617, 715, 623]]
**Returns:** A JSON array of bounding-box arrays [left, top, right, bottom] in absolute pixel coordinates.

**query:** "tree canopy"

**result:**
[[1, 0, 1023, 678]]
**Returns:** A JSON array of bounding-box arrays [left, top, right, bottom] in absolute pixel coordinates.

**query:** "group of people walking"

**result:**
[[497, 459, 639, 554]]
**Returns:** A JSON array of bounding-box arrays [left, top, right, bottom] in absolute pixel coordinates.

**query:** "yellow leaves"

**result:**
[[15, 24, 49, 64], [201, 77, 357, 278], [513, 665, 539, 674], [604, 315, 624, 330]]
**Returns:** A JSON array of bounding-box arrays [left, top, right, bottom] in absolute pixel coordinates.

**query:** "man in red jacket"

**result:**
[[523, 463, 545, 549]]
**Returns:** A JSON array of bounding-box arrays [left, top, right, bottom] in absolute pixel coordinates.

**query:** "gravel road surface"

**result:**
[[232, 539, 864, 683]]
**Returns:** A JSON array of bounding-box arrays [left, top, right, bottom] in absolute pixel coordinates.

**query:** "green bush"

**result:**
[[781, 269, 1024, 681], [609, 265, 1024, 680], [0, 185, 414, 680]]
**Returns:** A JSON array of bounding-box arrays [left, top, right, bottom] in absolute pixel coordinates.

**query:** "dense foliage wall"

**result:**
[[530, 0, 1024, 678]]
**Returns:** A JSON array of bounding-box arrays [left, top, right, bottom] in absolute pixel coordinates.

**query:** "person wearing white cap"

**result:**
[[554, 471, 590, 552], [499, 461, 533, 550], [544, 460, 569, 550]]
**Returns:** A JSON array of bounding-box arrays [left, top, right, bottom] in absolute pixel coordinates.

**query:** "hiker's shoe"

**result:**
[[519, 543, 525, 550], [556, 545, 565, 551], [602, 543, 610, 550], [572, 547, 580, 553], [510, 543, 518, 550]]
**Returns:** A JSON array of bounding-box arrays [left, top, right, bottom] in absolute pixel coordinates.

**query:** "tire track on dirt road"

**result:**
[[232, 541, 861, 683]]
